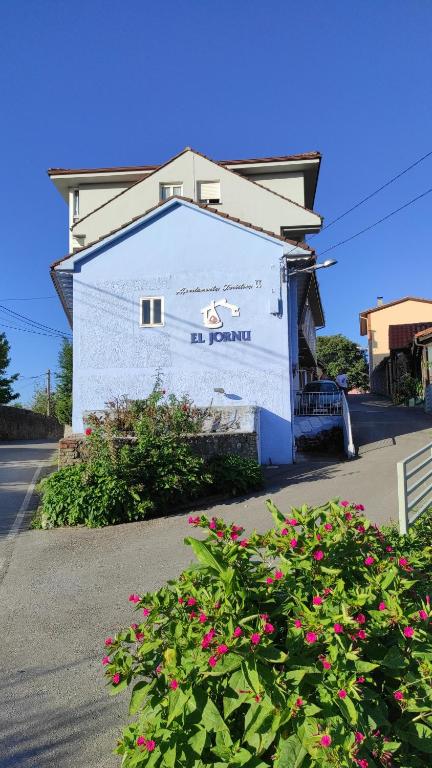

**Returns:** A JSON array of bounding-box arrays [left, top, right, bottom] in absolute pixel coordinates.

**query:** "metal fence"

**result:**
[[294, 391, 342, 416], [341, 392, 355, 459], [397, 441, 432, 534]]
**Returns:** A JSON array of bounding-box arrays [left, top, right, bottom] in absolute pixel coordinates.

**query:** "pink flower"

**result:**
[[217, 644, 229, 655], [364, 556, 375, 566], [399, 557, 409, 567], [403, 626, 414, 638], [275, 570, 283, 580], [295, 697, 304, 707], [378, 601, 387, 611], [357, 525, 366, 534], [135, 632, 144, 642], [112, 673, 120, 685], [198, 613, 207, 623], [357, 760, 369, 768], [233, 626, 243, 638], [208, 656, 218, 667], [333, 623, 344, 634], [356, 676, 365, 683], [356, 613, 366, 625], [130, 623, 138, 630], [340, 500, 349, 507], [338, 689, 347, 699], [321, 659, 332, 670], [169, 679, 179, 690], [104, 637, 113, 647], [355, 504, 365, 511], [85, 427, 92, 436], [355, 731, 365, 743], [239, 539, 249, 547], [323, 588, 332, 595], [320, 734, 332, 747], [128, 593, 140, 603], [145, 740, 156, 752], [230, 532, 239, 540], [187, 597, 196, 606], [251, 633, 261, 645], [216, 531, 224, 539], [345, 512, 353, 521], [419, 610, 428, 621], [136, 736, 146, 746], [287, 518, 298, 526], [316, 533, 322, 541], [263, 622, 275, 634], [313, 596, 323, 606], [266, 577, 274, 584], [305, 631, 318, 644], [143, 608, 150, 617], [394, 690, 404, 701], [102, 656, 110, 665], [281, 528, 289, 536], [386, 545, 393, 552], [209, 518, 216, 530], [324, 523, 333, 531], [427, 595, 431, 606], [357, 629, 367, 640], [313, 550, 324, 561], [188, 516, 200, 525], [294, 619, 302, 628], [189, 611, 196, 620], [290, 538, 298, 548], [178, 597, 184, 604]]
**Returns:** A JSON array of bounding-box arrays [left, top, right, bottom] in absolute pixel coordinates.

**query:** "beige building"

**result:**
[[48, 147, 322, 253], [359, 296, 432, 394]]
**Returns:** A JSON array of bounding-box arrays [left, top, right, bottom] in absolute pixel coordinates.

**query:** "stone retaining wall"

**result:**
[[0, 405, 63, 441], [58, 431, 258, 467]]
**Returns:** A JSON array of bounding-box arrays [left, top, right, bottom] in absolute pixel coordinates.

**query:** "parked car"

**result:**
[[296, 380, 342, 415]]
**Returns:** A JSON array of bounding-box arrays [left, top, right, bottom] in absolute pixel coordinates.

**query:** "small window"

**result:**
[[73, 189, 79, 219], [160, 183, 183, 201], [198, 180, 221, 204], [140, 297, 164, 327]]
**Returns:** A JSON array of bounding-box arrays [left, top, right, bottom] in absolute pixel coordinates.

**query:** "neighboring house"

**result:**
[[49, 147, 326, 463], [359, 296, 432, 395], [413, 327, 432, 412]]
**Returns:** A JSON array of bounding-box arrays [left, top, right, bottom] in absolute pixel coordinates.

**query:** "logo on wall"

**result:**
[[201, 298, 240, 329]]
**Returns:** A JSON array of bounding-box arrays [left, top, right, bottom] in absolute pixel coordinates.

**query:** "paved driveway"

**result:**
[[1, 399, 432, 767]]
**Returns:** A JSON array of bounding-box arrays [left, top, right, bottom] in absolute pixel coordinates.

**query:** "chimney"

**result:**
[[377, 296, 383, 306]]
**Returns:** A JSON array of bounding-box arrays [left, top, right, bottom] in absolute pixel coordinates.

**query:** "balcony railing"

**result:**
[[294, 391, 342, 416]]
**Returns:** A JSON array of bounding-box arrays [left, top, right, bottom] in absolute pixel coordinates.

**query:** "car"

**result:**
[[296, 380, 342, 415]]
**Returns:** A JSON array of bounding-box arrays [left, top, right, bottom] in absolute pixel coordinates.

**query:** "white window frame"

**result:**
[[160, 183, 183, 201], [139, 296, 165, 327], [73, 189, 80, 220], [198, 180, 221, 204]]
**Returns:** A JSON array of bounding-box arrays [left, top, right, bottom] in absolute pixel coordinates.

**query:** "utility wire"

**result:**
[[320, 149, 432, 232], [0, 321, 69, 338], [0, 296, 57, 301], [0, 304, 71, 337], [319, 186, 432, 256]]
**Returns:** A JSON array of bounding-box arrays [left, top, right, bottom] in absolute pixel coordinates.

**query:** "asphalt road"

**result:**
[[0, 397, 432, 767]]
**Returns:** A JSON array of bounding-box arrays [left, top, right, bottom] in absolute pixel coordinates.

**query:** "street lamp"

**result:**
[[287, 259, 337, 277]]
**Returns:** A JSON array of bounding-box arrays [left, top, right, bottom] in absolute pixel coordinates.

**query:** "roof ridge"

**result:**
[[70, 147, 322, 231], [360, 296, 432, 316], [51, 196, 314, 270]]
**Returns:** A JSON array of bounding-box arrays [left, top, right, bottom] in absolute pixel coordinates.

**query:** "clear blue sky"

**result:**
[[1, 0, 431, 403]]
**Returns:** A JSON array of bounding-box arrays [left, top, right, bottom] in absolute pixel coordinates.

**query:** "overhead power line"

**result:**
[[0, 303, 70, 338], [320, 149, 432, 232], [0, 296, 57, 302], [0, 320, 69, 338], [319, 186, 432, 256]]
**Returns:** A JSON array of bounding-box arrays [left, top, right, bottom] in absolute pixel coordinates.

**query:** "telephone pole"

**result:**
[[46, 369, 51, 417]]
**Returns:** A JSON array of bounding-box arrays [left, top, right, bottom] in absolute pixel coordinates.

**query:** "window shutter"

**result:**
[[199, 181, 220, 202]]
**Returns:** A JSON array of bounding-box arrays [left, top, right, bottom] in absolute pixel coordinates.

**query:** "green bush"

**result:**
[[38, 463, 152, 528], [103, 499, 432, 767], [383, 507, 432, 555], [207, 455, 264, 496]]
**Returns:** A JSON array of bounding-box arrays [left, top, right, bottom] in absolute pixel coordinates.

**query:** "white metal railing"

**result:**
[[397, 441, 432, 534], [342, 393, 355, 459], [294, 391, 342, 416]]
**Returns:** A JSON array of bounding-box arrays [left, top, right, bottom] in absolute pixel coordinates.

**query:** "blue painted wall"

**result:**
[[72, 201, 298, 462]]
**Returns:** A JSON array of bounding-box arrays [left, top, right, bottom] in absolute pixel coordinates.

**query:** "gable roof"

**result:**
[[359, 297, 432, 335], [415, 326, 432, 342], [51, 195, 315, 270], [67, 147, 322, 232], [47, 151, 321, 176]]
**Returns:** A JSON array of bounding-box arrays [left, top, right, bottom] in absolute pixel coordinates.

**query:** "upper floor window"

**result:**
[[160, 183, 183, 201], [140, 297, 164, 327], [198, 181, 221, 204], [73, 189, 80, 220]]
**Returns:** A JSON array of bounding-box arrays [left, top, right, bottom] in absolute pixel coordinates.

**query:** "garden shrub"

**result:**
[[103, 499, 432, 767], [207, 454, 264, 496], [38, 462, 152, 528]]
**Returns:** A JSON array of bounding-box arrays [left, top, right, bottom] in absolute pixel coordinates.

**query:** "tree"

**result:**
[[0, 332, 19, 404], [316, 334, 369, 390], [55, 339, 72, 424], [31, 386, 57, 417]]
